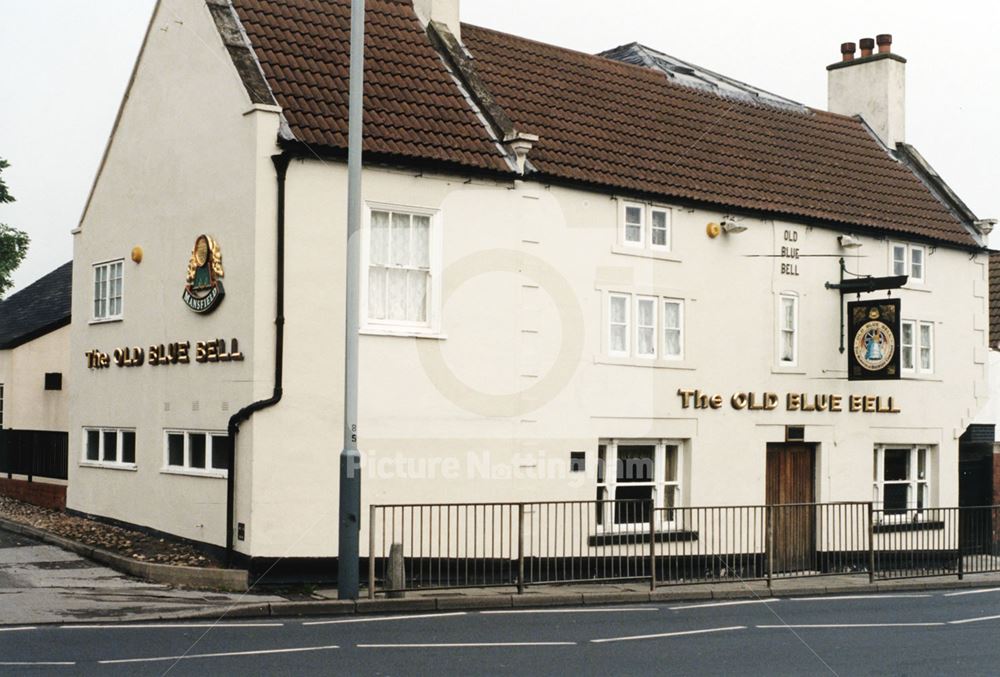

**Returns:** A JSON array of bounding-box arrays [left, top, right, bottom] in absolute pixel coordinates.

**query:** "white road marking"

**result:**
[[591, 625, 746, 644], [789, 594, 931, 601], [98, 645, 340, 664], [944, 588, 1000, 597], [358, 641, 576, 648], [0, 627, 37, 633], [303, 612, 466, 626], [61, 622, 283, 630], [948, 614, 1000, 625], [481, 607, 657, 615], [670, 599, 778, 610], [0, 662, 75, 667], [758, 623, 945, 629]]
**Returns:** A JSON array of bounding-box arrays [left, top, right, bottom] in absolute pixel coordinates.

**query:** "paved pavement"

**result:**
[[0, 530, 280, 625], [3, 587, 1000, 675]]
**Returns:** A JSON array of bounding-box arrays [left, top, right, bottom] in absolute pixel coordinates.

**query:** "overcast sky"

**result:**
[[1, 0, 997, 294]]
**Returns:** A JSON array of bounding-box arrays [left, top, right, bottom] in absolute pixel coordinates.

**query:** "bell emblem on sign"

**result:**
[[182, 234, 226, 314]]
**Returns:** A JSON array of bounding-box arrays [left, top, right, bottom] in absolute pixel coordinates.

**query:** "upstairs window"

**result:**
[[890, 243, 925, 284], [93, 260, 124, 321], [619, 202, 672, 253], [778, 294, 798, 366], [900, 320, 934, 374], [364, 205, 440, 335], [605, 292, 684, 361]]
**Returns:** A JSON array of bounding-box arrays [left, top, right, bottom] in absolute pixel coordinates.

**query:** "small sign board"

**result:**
[[848, 298, 900, 381]]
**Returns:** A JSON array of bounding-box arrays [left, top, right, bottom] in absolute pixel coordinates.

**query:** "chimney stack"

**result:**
[[827, 33, 906, 148], [413, 0, 461, 41]]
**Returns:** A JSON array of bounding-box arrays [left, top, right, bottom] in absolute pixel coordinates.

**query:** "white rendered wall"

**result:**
[[68, 0, 280, 549]]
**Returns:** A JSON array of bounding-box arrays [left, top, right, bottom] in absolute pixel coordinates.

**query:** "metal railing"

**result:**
[[367, 500, 1000, 597]]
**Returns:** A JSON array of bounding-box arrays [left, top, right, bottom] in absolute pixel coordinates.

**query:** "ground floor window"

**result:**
[[596, 439, 682, 530], [873, 445, 931, 517], [164, 430, 229, 477], [82, 428, 136, 468]]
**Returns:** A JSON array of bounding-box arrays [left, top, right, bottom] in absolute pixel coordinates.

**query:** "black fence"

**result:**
[[368, 501, 1000, 597], [0, 429, 69, 481]]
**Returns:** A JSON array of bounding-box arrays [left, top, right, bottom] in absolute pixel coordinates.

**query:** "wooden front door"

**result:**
[[766, 443, 816, 573]]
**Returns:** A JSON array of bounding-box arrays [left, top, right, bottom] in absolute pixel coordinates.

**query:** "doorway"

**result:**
[[766, 443, 816, 573]]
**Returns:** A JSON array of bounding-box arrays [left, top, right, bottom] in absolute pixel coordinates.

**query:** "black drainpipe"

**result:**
[[226, 152, 291, 567]]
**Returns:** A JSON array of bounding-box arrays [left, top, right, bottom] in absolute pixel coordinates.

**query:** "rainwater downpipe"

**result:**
[[226, 152, 291, 567]]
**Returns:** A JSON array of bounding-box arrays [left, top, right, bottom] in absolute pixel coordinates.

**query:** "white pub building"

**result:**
[[69, 0, 992, 577]]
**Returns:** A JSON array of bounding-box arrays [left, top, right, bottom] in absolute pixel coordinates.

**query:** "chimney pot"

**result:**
[[876, 34, 892, 53], [840, 42, 857, 61], [859, 37, 875, 57]]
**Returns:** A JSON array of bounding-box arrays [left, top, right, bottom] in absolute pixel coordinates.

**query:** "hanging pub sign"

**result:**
[[182, 234, 225, 313], [848, 298, 900, 381]]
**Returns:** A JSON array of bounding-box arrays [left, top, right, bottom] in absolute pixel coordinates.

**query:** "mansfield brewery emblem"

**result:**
[[847, 299, 900, 381], [182, 234, 225, 313]]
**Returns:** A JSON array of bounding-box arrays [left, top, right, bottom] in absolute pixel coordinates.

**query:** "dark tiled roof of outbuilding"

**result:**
[[229, 0, 978, 248], [990, 253, 1000, 348], [0, 262, 72, 350]]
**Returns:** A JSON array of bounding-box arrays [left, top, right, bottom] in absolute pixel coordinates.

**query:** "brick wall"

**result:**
[[0, 478, 66, 510]]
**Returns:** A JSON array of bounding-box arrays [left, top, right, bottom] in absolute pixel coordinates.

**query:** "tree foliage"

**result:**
[[0, 158, 30, 298]]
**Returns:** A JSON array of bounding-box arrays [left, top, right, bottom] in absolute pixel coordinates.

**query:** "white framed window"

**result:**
[[873, 445, 932, 518], [608, 293, 630, 357], [163, 430, 230, 477], [81, 427, 136, 469], [362, 204, 441, 335], [778, 294, 798, 366], [92, 260, 124, 321], [919, 322, 934, 372], [663, 299, 683, 359], [618, 202, 672, 253], [623, 203, 644, 246], [605, 292, 684, 362], [597, 440, 682, 531], [901, 320, 915, 371], [890, 243, 925, 284], [650, 207, 671, 249], [635, 296, 657, 359], [900, 319, 934, 374]]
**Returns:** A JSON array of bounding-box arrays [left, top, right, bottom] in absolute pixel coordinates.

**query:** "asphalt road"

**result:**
[[4, 588, 1000, 676]]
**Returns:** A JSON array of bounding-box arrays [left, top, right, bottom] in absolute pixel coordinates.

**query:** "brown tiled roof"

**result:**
[[990, 253, 1000, 347], [232, 0, 509, 172], [230, 0, 977, 248]]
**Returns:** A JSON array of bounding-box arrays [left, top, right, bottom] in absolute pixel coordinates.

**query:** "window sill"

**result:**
[[89, 317, 123, 326], [771, 366, 805, 375], [594, 355, 694, 370], [900, 373, 940, 382], [160, 467, 228, 479], [873, 520, 944, 534], [79, 461, 137, 472], [900, 284, 930, 293], [361, 328, 447, 340], [589, 530, 698, 547], [611, 244, 682, 263]]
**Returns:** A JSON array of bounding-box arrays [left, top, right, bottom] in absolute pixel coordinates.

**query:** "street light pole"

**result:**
[[338, 0, 365, 600]]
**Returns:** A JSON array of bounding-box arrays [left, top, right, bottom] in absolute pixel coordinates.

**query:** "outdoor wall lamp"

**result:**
[[721, 217, 747, 234], [839, 234, 863, 248]]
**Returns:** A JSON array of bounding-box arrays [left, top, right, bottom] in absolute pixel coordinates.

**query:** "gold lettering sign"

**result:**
[[677, 388, 899, 414], [85, 338, 245, 370]]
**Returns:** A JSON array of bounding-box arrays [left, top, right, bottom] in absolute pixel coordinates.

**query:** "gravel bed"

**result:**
[[0, 495, 221, 568]]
